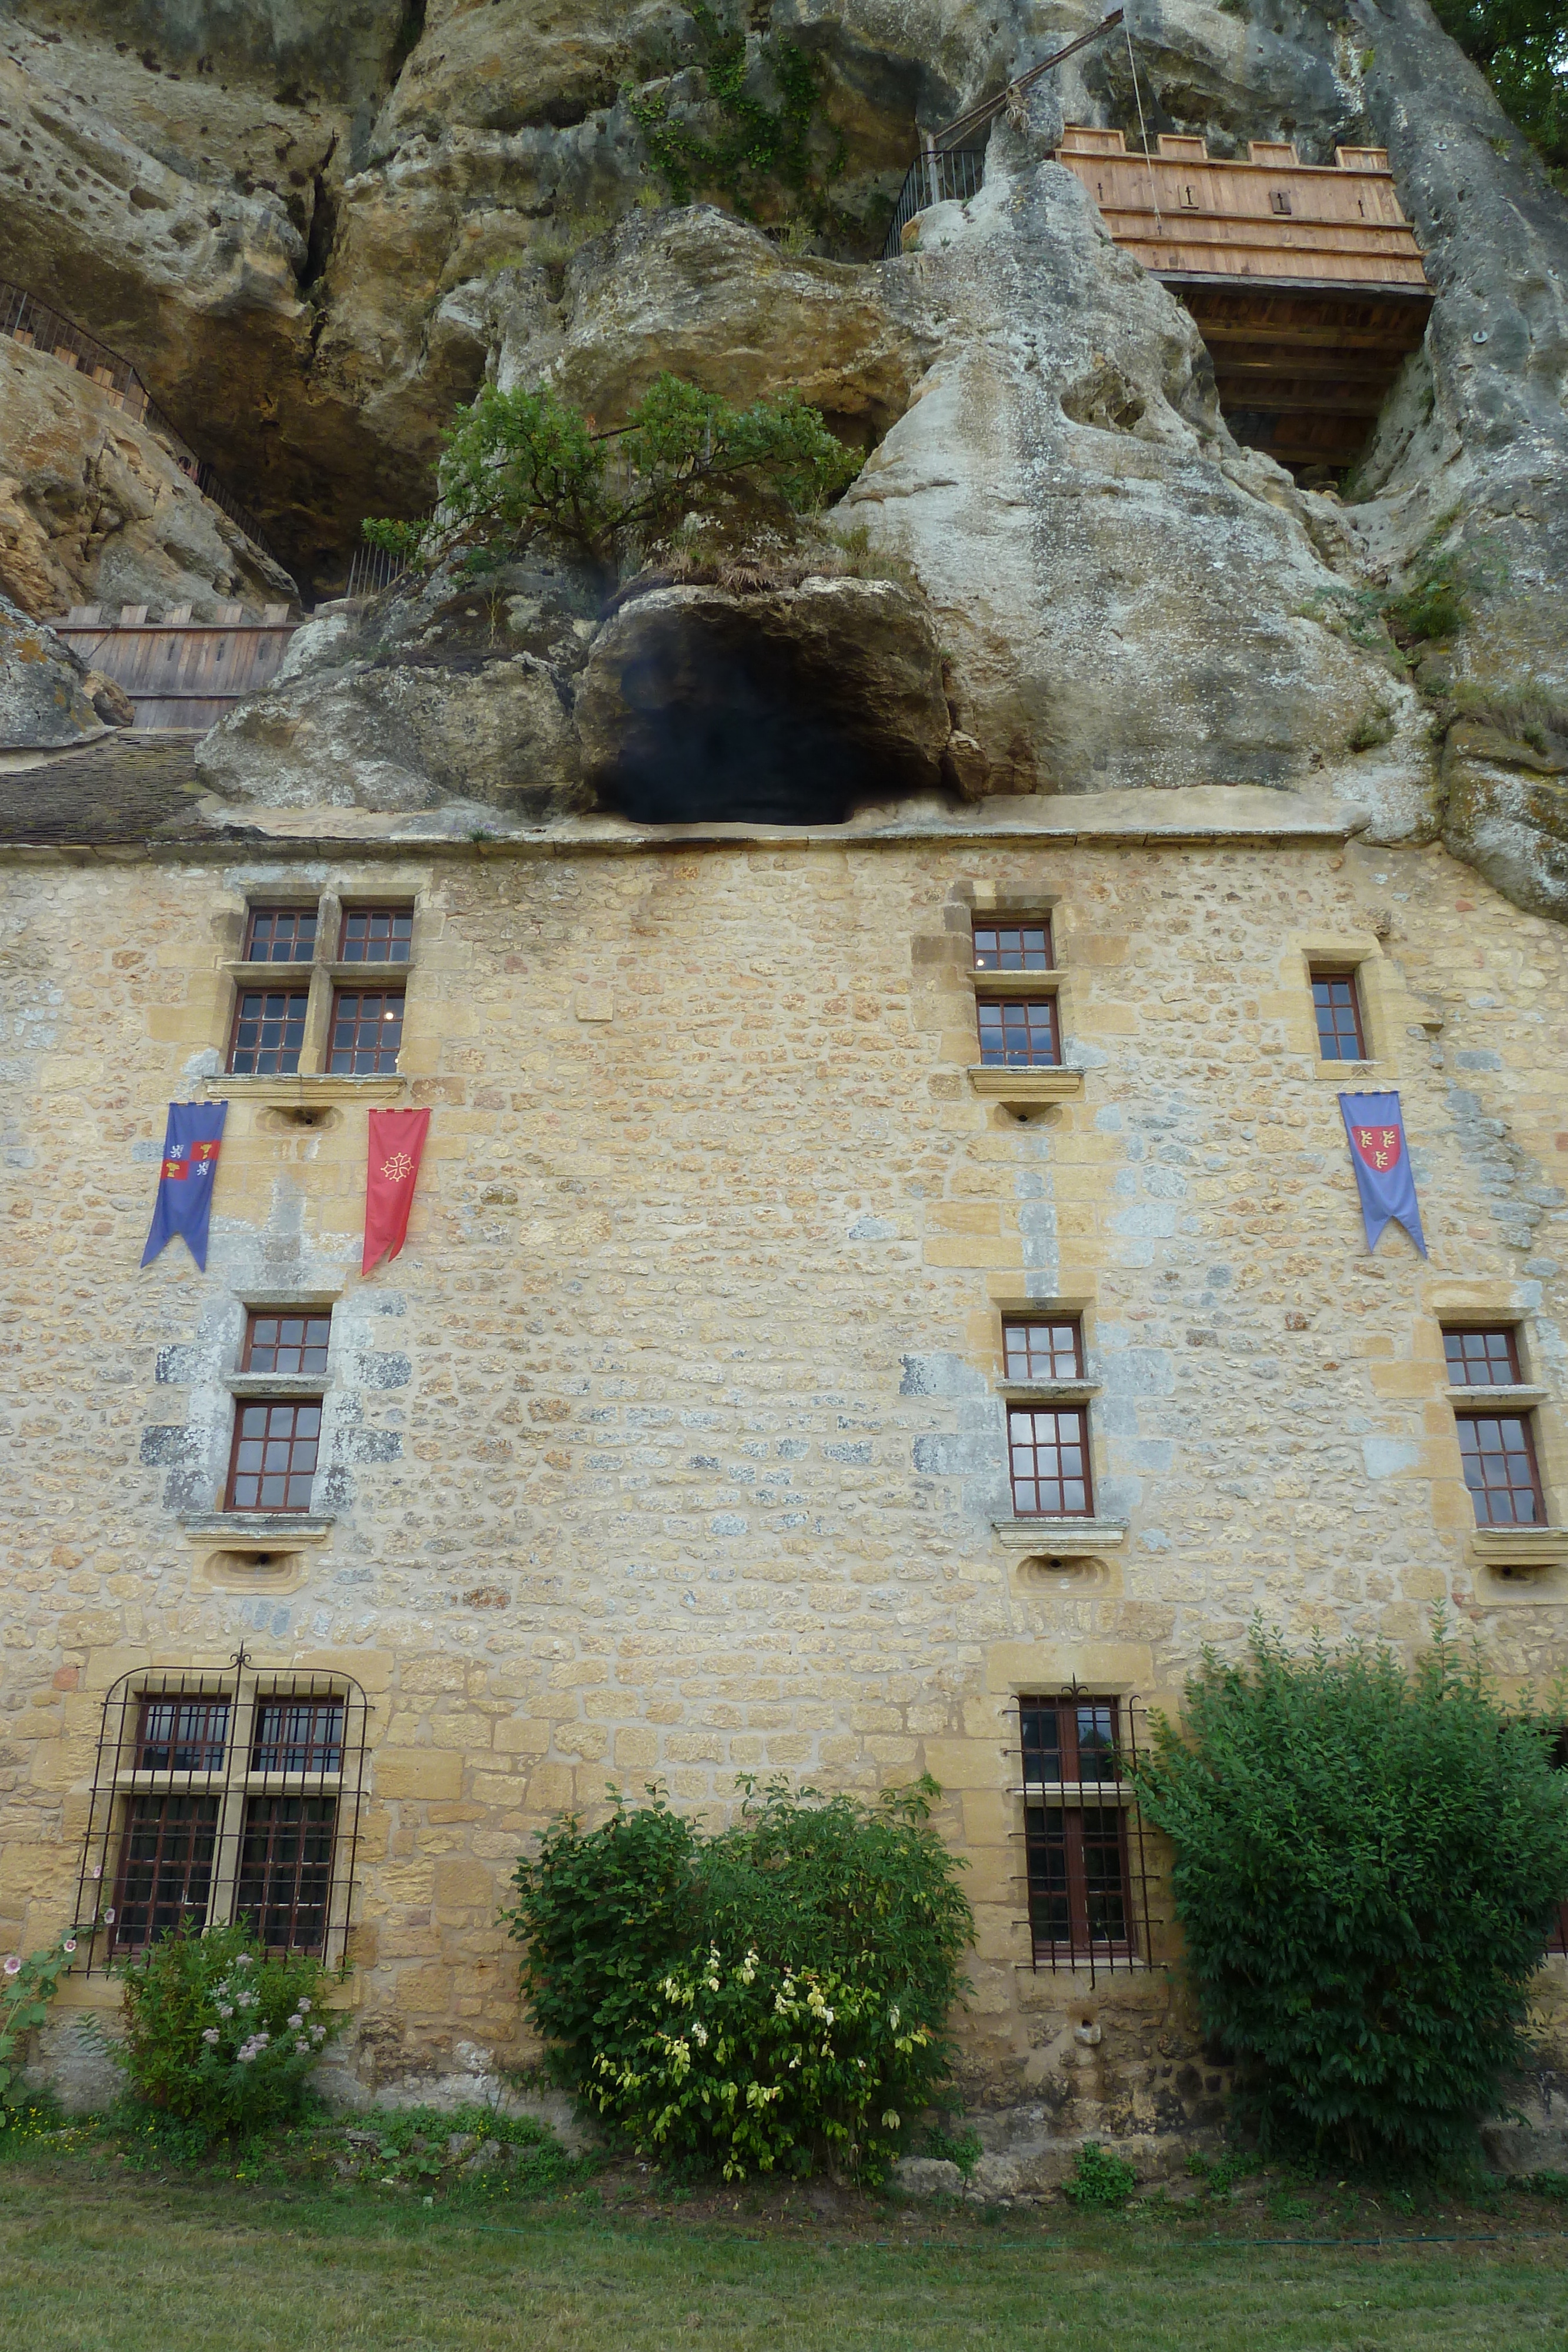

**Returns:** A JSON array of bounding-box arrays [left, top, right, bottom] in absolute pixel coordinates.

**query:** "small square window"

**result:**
[[229, 988, 309, 1076], [329, 988, 404, 1074], [1456, 1413, 1544, 1527], [243, 1311, 332, 1377], [973, 920, 1054, 970], [252, 1698, 345, 1776], [1310, 968, 1366, 1060], [133, 1694, 229, 1775], [1004, 1318, 1084, 1382], [1008, 1406, 1092, 1516], [226, 1399, 322, 1512], [340, 907, 413, 964], [1443, 1327, 1521, 1387], [243, 906, 316, 964], [1269, 189, 1292, 215], [978, 998, 1060, 1067]]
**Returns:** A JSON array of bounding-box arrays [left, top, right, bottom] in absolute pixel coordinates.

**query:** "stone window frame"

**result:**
[[180, 1295, 342, 1573], [958, 887, 1084, 1115], [215, 886, 422, 1101], [1280, 931, 1392, 1077], [990, 1301, 1127, 1559], [1429, 1292, 1568, 1585], [1007, 1688, 1156, 1982]]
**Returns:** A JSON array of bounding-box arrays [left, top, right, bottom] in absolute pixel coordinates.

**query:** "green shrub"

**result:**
[[115, 1925, 344, 2137], [506, 1775, 972, 2183], [920, 2117, 984, 2177], [345, 2102, 593, 2198], [1064, 2142, 1138, 2207], [0, 1935, 76, 2106], [363, 374, 860, 574], [1134, 1628, 1568, 2167]]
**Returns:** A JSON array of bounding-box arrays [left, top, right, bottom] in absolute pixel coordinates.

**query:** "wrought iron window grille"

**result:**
[[1003, 1686, 1161, 1987], [73, 1653, 369, 1974]]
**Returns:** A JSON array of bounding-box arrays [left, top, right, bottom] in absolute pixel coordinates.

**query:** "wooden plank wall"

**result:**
[[56, 613, 297, 730]]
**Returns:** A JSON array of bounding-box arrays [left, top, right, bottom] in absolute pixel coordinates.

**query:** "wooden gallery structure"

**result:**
[[1054, 128, 1434, 469]]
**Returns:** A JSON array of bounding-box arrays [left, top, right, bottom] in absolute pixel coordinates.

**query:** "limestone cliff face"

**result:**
[[2, 0, 1565, 898]]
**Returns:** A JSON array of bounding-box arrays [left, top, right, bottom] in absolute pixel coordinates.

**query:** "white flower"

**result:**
[[823, 2009, 834, 2024], [202, 2029, 220, 2046], [287, 2013, 303, 2030], [235, 1954, 254, 1969], [103, 1909, 115, 1925], [90, 1864, 103, 1880], [218, 2004, 234, 2019], [691, 2022, 708, 2048], [61, 1937, 76, 1954], [2, 1956, 19, 1977], [310, 2024, 326, 2043], [236, 1991, 258, 2010], [297, 1999, 312, 2014]]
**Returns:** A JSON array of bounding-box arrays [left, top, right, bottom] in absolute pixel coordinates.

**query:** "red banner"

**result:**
[[362, 1108, 430, 1276]]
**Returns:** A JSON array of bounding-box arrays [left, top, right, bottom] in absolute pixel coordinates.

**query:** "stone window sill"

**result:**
[[180, 1511, 335, 1544], [1447, 1384, 1548, 1408], [225, 1374, 329, 1399], [204, 1074, 406, 1104], [992, 1516, 1127, 1556], [1469, 1526, 1568, 1571], [999, 1381, 1102, 1403], [970, 967, 1064, 997], [967, 1066, 1085, 1105]]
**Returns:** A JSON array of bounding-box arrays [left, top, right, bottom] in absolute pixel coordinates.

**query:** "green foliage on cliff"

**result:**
[[362, 374, 861, 573], [1134, 1627, 1568, 2167], [1430, 0, 1567, 175], [624, 1, 845, 225]]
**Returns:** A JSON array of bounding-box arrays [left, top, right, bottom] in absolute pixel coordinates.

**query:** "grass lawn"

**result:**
[[1, 2158, 1567, 2352]]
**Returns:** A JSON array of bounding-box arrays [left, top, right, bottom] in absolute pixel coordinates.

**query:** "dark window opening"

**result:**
[[1269, 189, 1292, 215], [1003, 1317, 1084, 1382], [226, 1399, 322, 1512], [243, 906, 316, 964], [252, 1698, 345, 1776], [229, 989, 308, 1075], [133, 1696, 229, 1775], [1457, 1413, 1544, 1526], [1310, 968, 1366, 1060], [329, 988, 403, 1074], [1008, 1405, 1092, 1516], [235, 1796, 337, 1953], [110, 1794, 219, 1953], [1443, 1327, 1522, 1387], [973, 920, 1054, 970], [243, 1311, 332, 1377], [978, 997, 1060, 1068], [340, 907, 413, 964]]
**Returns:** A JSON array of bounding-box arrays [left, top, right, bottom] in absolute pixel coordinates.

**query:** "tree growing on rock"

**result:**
[[363, 375, 862, 578]]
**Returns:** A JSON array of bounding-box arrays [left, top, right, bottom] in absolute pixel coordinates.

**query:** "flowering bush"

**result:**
[[507, 1775, 972, 2183], [115, 1925, 343, 2135], [591, 1945, 935, 2182], [0, 1935, 76, 2106]]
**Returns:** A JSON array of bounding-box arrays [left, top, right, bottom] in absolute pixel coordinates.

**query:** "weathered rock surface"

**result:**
[[0, 338, 297, 621], [0, 593, 106, 750]]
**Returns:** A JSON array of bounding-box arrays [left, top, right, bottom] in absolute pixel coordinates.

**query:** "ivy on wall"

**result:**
[[624, 2, 845, 223]]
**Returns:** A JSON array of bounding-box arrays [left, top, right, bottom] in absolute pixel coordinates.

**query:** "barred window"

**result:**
[[978, 998, 1060, 1068], [1014, 1691, 1154, 1980], [75, 1664, 368, 1969], [228, 988, 308, 1075], [329, 987, 404, 1074]]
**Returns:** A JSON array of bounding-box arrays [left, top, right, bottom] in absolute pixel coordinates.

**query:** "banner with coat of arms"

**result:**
[[1338, 1090, 1427, 1258]]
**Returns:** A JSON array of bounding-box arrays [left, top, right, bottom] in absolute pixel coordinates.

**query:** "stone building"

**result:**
[[2, 0, 1567, 2181], [5, 761, 1568, 2162]]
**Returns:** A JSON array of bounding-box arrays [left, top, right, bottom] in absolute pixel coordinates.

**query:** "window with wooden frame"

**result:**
[[1015, 1692, 1152, 1978], [1309, 966, 1367, 1061], [1443, 1325, 1522, 1388], [226, 1399, 322, 1512], [1008, 1404, 1092, 1516], [977, 997, 1061, 1068], [75, 1663, 368, 1969], [339, 906, 413, 964], [242, 906, 317, 965], [242, 1311, 332, 1377], [328, 986, 404, 1075], [1456, 1411, 1544, 1527], [973, 920, 1054, 971], [228, 987, 309, 1075], [1003, 1317, 1084, 1384]]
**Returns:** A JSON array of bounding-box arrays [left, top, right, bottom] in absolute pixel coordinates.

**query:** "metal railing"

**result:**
[[1006, 1685, 1163, 1987], [0, 277, 289, 568], [343, 539, 414, 602], [881, 148, 988, 258], [880, 10, 1125, 259]]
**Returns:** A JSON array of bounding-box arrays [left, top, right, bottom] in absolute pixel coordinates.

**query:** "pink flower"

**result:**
[[2, 1956, 19, 1977], [89, 1865, 102, 1881], [61, 1937, 76, 1954], [102, 1909, 115, 1925]]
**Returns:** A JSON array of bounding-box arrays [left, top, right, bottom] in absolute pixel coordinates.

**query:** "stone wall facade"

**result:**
[[5, 790, 1568, 2140]]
